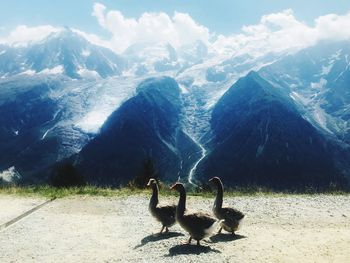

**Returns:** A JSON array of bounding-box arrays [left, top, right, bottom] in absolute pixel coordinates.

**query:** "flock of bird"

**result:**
[[147, 177, 245, 246]]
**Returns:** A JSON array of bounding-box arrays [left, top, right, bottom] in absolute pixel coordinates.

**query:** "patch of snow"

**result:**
[[312, 105, 333, 134], [321, 64, 333, 75], [41, 127, 55, 140], [0, 166, 21, 183], [330, 49, 342, 61], [311, 78, 327, 89], [74, 76, 139, 133], [82, 49, 91, 57], [290, 91, 311, 105], [319, 49, 342, 76], [39, 65, 64, 75], [78, 68, 101, 79], [19, 69, 36, 76], [75, 111, 109, 133], [204, 88, 227, 110], [178, 84, 189, 94]]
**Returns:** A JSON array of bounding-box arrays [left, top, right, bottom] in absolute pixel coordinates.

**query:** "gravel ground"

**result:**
[[0, 194, 349, 263], [0, 196, 46, 226]]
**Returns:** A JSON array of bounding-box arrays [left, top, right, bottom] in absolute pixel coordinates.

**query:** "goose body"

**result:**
[[209, 177, 245, 234], [171, 182, 219, 245], [148, 179, 176, 233]]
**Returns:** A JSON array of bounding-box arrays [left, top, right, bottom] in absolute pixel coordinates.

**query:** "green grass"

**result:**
[[0, 185, 149, 199], [0, 184, 348, 199]]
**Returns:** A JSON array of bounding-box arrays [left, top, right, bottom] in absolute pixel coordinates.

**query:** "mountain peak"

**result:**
[[44, 27, 86, 45], [244, 70, 276, 85], [0, 27, 125, 79]]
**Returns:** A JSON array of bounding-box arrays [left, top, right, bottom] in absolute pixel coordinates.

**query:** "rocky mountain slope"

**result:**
[[197, 72, 346, 189], [74, 77, 199, 186]]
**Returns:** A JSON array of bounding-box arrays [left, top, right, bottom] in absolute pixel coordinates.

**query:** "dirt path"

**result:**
[[0, 195, 349, 262]]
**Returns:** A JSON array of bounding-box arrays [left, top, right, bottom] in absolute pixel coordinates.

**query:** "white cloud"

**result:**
[[1, 6, 350, 62], [315, 13, 350, 41], [90, 4, 350, 57], [0, 25, 61, 46], [92, 2, 210, 53], [211, 9, 350, 57]]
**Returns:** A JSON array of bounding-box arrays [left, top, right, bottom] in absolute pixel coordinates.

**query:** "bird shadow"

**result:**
[[166, 243, 221, 256], [209, 233, 246, 243], [134, 232, 184, 249]]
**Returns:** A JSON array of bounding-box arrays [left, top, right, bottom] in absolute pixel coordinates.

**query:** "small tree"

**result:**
[[129, 157, 158, 188], [50, 163, 86, 188]]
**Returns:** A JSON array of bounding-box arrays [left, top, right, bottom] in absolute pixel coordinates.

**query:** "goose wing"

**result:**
[[155, 205, 176, 221], [183, 212, 217, 231], [221, 207, 245, 221]]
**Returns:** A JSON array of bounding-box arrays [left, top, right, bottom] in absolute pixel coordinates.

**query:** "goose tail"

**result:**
[[237, 216, 245, 231], [205, 219, 224, 237]]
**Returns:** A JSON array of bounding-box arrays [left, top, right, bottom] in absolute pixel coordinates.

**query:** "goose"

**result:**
[[147, 178, 176, 234], [171, 182, 219, 246], [209, 176, 245, 235]]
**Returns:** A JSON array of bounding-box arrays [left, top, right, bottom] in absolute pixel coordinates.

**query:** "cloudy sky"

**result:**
[[1, 1, 350, 56]]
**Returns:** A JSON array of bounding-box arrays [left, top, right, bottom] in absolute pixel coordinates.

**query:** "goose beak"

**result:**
[[170, 184, 176, 190], [209, 177, 214, 182]]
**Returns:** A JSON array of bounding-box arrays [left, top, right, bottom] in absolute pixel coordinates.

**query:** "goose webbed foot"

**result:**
[[231, 231, 236, 236]]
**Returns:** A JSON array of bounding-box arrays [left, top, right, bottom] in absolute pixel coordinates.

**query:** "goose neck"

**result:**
[[149, 184, 159, 209], [176, 188, 186, 219], [214, 183, 223, 211]]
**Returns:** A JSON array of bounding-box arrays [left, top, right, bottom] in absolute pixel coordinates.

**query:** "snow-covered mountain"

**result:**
[[198, 72, 347, 189], [0, 29, 349, 189], [259, 41, 350, 143], [0, 28, 125, 79]]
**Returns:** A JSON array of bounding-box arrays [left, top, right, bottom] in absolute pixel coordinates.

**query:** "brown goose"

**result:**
[[209, 177, 245, 235], [147, 178, 176, 234], [171, 182, 219, 246]]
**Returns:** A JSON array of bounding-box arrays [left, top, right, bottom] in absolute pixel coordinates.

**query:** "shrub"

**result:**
[[128, 157, 158, 189], [50, 163, 86, 188]]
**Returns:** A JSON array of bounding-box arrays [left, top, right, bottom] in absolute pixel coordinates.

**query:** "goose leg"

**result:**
[[218, 227, 223, 234], [181, 236, 192, 244], [159, 226, 165, 234], [165, 227, 169, 233], [196, 240, 200, 246]]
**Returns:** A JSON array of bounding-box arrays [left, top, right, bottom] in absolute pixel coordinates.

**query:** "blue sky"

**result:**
[[2, 0, 350, 36]]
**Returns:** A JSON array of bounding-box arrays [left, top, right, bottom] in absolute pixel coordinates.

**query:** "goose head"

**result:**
[[147, 178, 157, 187], [209, 176, 222, 186], [170, 182, 185, 192]]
